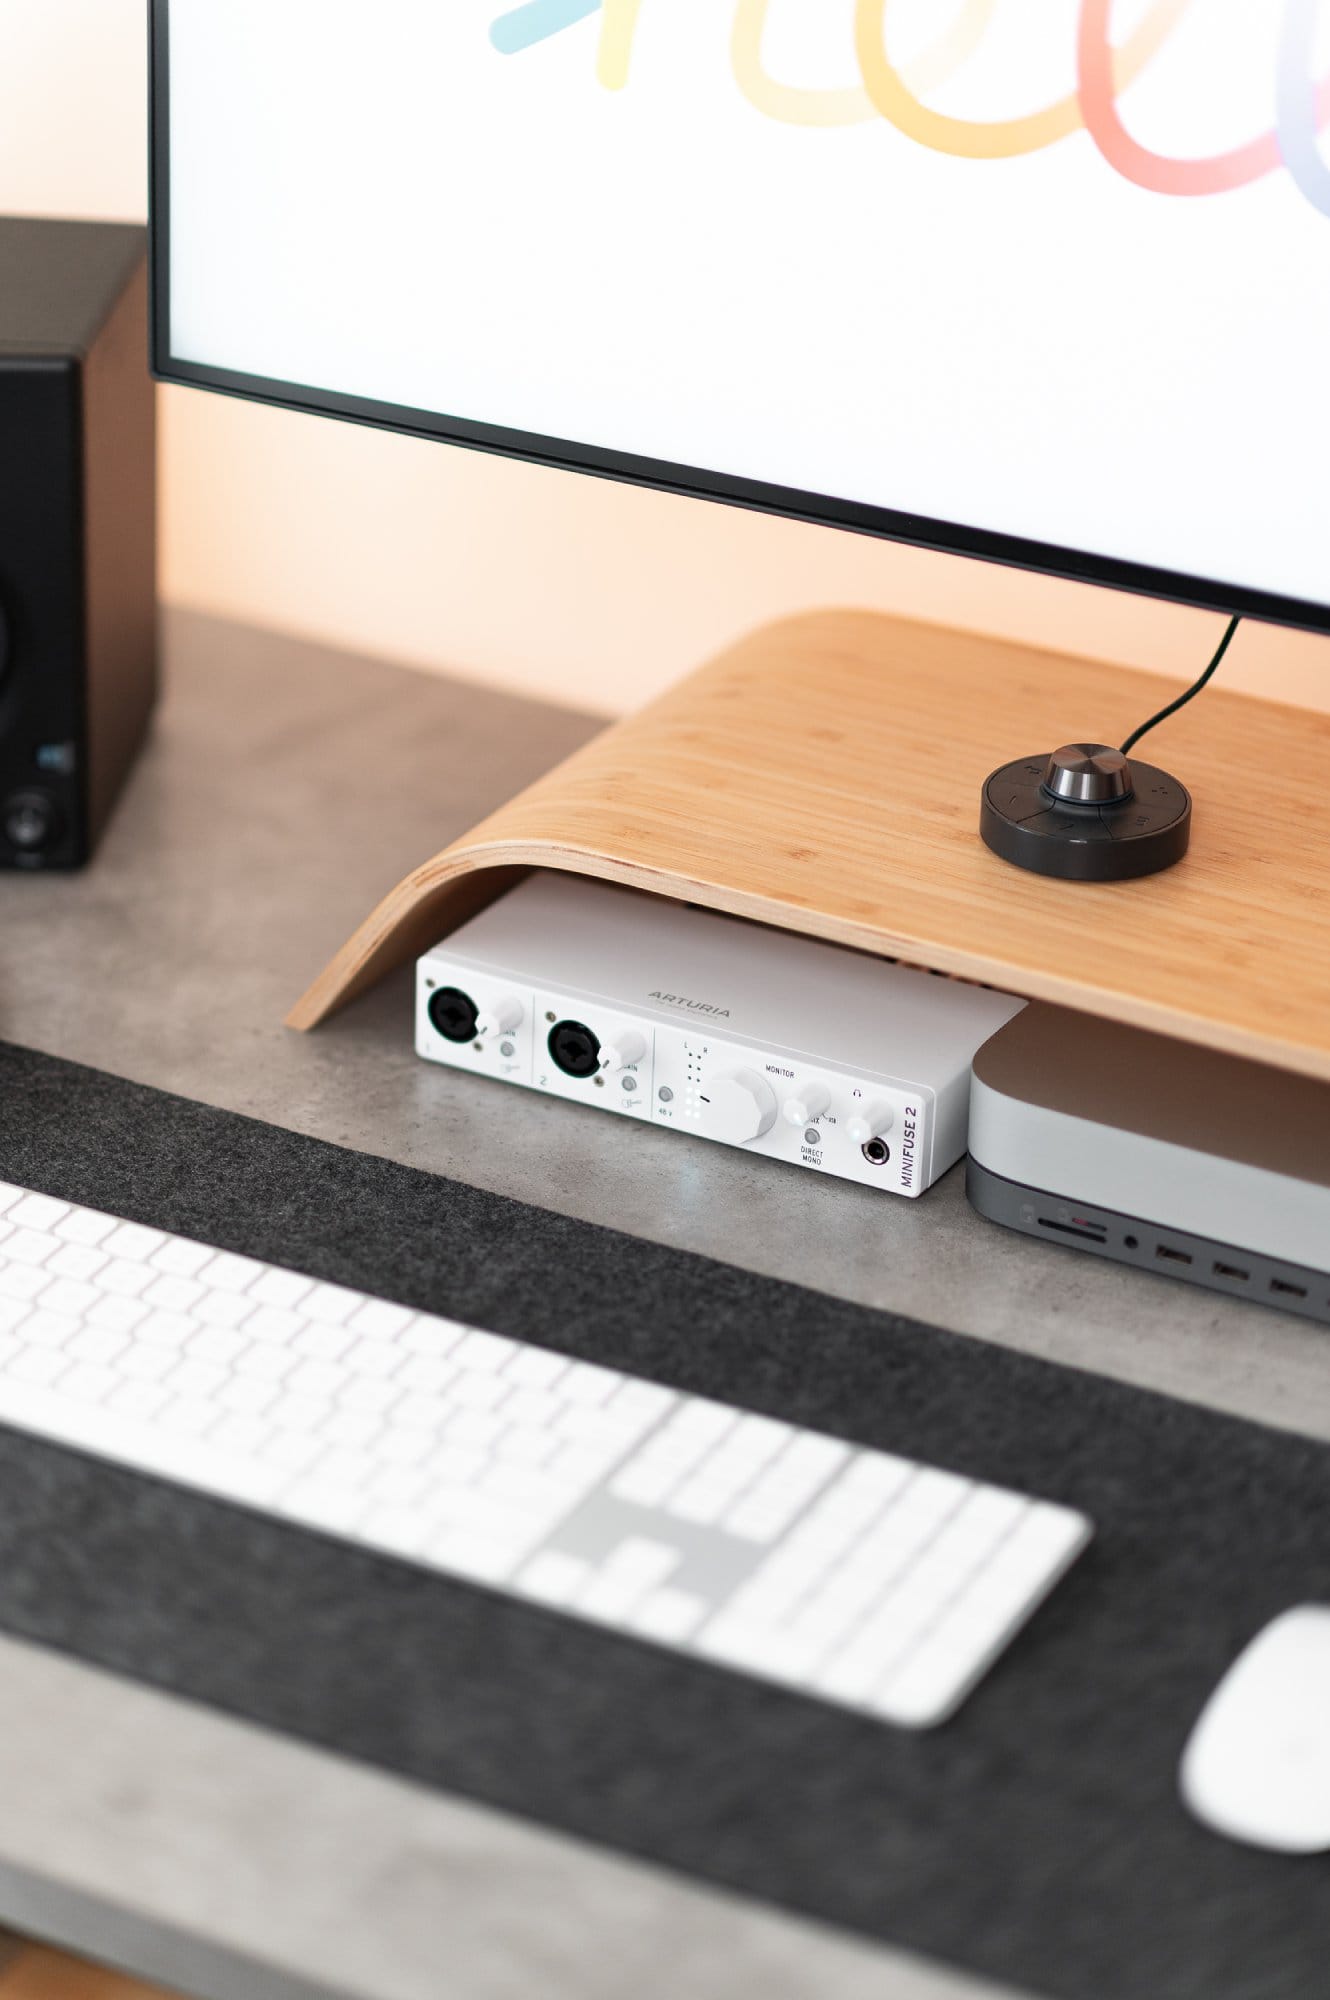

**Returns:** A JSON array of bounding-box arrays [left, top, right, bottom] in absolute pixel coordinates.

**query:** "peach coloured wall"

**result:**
[[4, 0, 1329, 720]]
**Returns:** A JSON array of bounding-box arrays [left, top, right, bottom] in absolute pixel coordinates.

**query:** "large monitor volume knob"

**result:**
[[476, 994, 523, 1036], [1041, 743, 1133, 806], [846, 1102, 894, 1146], [705, 1069, 777, 1145], [600, 1029, 646, 1072], [782, 1083, 830, 1127]]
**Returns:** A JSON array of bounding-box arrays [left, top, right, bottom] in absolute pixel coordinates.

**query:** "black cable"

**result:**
[[1120, 614, 1240, 757]]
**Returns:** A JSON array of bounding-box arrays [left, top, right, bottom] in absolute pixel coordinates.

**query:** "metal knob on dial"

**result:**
[[782, 1083, 830, 1128], [476, 995, 523, 1036], [846, 1102, 893, 1146], [600, 1028, 647, 1072], [704, 1069, 778, 1145], [1040, 743, 1133, 807]]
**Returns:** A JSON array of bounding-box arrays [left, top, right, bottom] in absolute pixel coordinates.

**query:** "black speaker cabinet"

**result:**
[[0, 217, 157, 869]]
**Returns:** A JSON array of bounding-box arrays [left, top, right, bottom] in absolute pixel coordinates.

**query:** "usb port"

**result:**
[[1270, 1277, 1308, 1299], [1155, 1244, 1193, 1265], [1213, 1261, 1250, 1282]]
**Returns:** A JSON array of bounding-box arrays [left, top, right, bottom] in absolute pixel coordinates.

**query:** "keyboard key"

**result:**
[[561, 1361, 619, 1407], [342, 1337, 403, 1380], [98, 1258, 156, 1299], [346, 1298, 414, 1341], [107, 1379, 173, 1422], [119, 1342, 179, 1383], [400, 1314, 465, 1358], [631, 1587, 708, 1644], [302, 1283, 364, 1326], [149, 1238, 217, 1279], [217, 1374, 280, 1416], [4, 1229, 59, 1267], [52, 1208, 118, 1247], [249, 1269, 313, 1310], [190, 1324, 252, 1367], [506, 1347, 568, 1391], [246, 1304, 305, 1346], [452, 1329, 517, 1373], [19, 1309, 79, 1351], [168, 1357, 229, 1401], [578, 1537, 680, 1621], [396, 1354, 456, 1395], [45, 1244, 109, 1283], [66, 1325, 131, 1368], [143, 1274, 206, 1314], [138, 1310, 198, 1349], [61, 1362, 118, 1404], [103, 1223, 166, 1263], [519, 1549, 590, 1606], [10, 1194, 70, 1231], [6, 1346, 70, 1387], [320, 1407, 382, 1448], [193, 1289, 256, 1331], [206, 1252, 267, 1293], [232, 1341, 295, 1383], [39, 1278, 102, 1320], [0, 1265, 50, 1303], [0, 1297, 30, 1336], [211, 1415, 272, 1459], [87, 1293, 150, 1335]]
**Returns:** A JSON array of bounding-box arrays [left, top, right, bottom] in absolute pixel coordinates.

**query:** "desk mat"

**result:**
[[0, 1039, 1327, 2000]]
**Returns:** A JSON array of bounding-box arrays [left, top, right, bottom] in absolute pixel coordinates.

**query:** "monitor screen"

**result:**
[[151, 1, 1330, 634]]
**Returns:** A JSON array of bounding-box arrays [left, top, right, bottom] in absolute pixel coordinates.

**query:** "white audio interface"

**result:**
[[415, 874, 1024, 1195]]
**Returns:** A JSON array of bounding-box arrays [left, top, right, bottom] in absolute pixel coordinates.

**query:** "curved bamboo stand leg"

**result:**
[[286, 609, 1330, 1084]]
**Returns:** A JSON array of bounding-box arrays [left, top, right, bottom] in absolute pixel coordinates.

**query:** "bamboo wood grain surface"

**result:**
[[0, 1941, 179, 1999], [288, 610, 1330, 1081]]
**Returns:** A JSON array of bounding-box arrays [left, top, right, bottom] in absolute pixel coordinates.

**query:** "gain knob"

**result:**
[[782, 1082, 831, 1128], [475, 994, 523, 1036], [599, 1028, 647, 1072], [703, 1069, 778, 1145]]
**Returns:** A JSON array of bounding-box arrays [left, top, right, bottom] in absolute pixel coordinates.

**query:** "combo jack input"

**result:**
[[861, 1138, 891, 1167], [428, 985, 481, 1044], [548, 1019, 602, 1079]]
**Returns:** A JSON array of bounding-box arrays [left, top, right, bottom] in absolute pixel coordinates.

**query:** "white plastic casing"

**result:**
[[416, 874, 1025, 1196]]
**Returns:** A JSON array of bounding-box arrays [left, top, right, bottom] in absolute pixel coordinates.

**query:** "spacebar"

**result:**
[[0, 1378, 285, 1511]]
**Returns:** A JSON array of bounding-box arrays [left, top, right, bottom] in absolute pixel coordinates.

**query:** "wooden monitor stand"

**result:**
[[287, 609, 1330, 1085]]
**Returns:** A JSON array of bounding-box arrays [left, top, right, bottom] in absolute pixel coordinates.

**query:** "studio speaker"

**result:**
[[0, 216, 157, 869]]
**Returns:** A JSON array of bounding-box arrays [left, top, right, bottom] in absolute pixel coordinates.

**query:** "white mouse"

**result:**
[[1180, 1606, 1330, 1853]]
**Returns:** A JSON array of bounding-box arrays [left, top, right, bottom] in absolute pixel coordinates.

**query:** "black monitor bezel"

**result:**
[[148, 0, 1330, 641]]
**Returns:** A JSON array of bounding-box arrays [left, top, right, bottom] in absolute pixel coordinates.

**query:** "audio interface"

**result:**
[[415, 873, 1024, 1195]]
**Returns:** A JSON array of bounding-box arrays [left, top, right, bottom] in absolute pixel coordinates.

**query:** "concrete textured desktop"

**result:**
[[0, 610, 1325, 2000]]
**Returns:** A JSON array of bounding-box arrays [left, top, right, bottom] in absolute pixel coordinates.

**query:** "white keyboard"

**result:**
[[0, 1181, 1091, 1728]]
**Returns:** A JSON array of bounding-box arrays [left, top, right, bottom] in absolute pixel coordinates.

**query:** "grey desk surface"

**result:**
[[0, 610, 1326, 2000]]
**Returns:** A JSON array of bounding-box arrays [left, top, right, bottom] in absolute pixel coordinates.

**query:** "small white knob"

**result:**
[[600, 1028, 647, 1072], [782, 1083, 831, 1128], [476, 994, 523, 1036], [847, 1101, 894, 1146], [704, 1069, 778, 1145]]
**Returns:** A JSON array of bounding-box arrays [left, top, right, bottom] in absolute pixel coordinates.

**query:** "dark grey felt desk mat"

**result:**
[[0, 1039, 1327, 2000]]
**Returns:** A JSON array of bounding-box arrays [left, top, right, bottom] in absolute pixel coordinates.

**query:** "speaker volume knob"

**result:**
[[1041, 743, 1133, 807], [704, 1069, 777, 1145]]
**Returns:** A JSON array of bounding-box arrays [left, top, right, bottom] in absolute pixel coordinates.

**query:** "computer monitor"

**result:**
[[149, 2, 1330, 877]]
